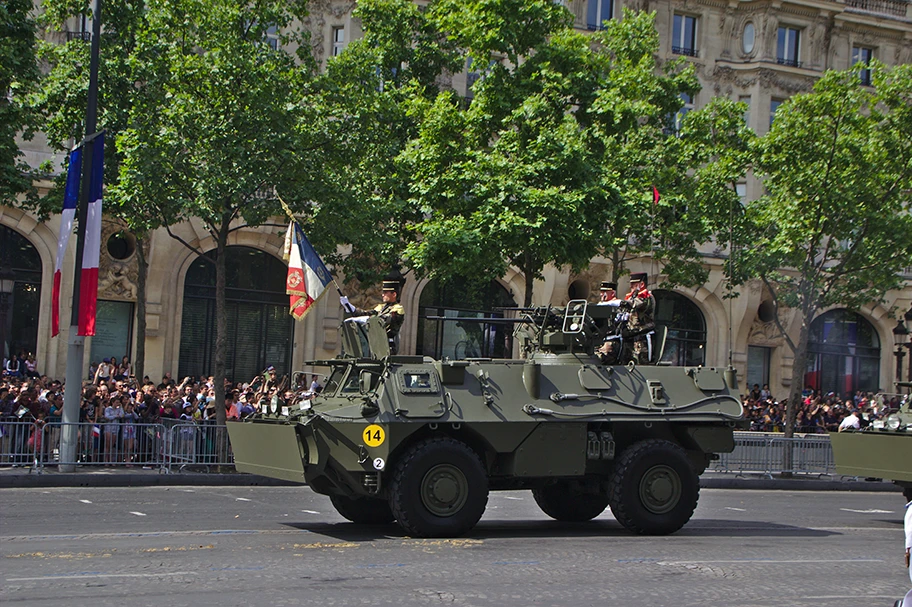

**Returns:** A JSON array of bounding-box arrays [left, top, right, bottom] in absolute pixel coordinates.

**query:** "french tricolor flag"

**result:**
[[285, 222, 331, 320], [51, 147, 83, 337], [51, 134, 104, 337], [78, 134, 104, 336]]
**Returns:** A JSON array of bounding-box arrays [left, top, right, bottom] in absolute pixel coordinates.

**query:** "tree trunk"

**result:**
[[522, 250, 534, 307], [133, 236, 148, 383], [611, 248, 621, 283], [214, 215, 231, 428], [780, 286, 814, 477]]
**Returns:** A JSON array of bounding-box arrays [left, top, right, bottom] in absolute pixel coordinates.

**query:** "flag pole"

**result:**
[[59, 0, 103, 473], [275, 191, 348, 299]]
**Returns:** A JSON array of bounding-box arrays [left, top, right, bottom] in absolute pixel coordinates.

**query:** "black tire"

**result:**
[[608, 439, 699, 535], [532, 481, 610, 522], [388, 436, 488, 538], [329, 494, 395, 525]]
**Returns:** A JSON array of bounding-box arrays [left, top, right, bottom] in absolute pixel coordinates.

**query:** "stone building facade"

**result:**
[[3, 0, 910, 399]]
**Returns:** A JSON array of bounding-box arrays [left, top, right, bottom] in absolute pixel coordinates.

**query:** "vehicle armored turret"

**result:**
[[227, 300, 744, 537]]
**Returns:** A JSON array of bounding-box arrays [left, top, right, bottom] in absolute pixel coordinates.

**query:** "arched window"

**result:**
[[417, 278, 516, 359], [653, 290, 706, 366], [179, 247, 292, 383], [0, 226, 42, 362], [806, 309, 880, 397]]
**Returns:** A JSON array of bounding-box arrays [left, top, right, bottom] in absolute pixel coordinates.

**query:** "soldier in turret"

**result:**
[[340, 278, 406, 354], [622, 272, 656, 365]]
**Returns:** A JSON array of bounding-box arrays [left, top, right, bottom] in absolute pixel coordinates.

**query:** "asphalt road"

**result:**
[[1, 486, 909, 607]]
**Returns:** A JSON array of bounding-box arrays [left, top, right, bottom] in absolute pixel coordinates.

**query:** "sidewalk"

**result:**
[[0, 466, 900, 491]]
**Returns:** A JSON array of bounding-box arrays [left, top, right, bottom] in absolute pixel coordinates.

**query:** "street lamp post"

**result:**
[[0, 269, 15, 365], [905, 307, 912, 393], [894, 318, 909, 387]]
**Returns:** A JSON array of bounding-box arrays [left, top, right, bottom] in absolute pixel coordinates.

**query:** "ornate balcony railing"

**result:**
[[672, 46, 699, 58], [845, 0, 909, 17], [776, 57, 803, 68]]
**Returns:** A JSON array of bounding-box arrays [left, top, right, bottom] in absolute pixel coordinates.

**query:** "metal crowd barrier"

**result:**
[[709, 431, 836, 477], [1, 420, 837, 477], [0, 419, 232, 473]]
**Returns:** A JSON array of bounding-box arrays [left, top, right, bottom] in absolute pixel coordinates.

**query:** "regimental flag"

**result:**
[[52, 147, 83, 337], [285, 222, 332, 320], [78, 134, 104, 336]]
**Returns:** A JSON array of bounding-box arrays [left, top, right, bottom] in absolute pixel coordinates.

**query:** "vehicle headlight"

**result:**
[[886, 414, 902, 431], [270, 401, 279, 415]]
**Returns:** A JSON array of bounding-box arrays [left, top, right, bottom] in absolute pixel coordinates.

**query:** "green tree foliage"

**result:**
[[738, 64, 912, 437], [0, 0, 39, 205], [35, 0, 157, 378], [400, 7, 751, 304], [305, 0, 459, 284], [113, 0, 315, 422]]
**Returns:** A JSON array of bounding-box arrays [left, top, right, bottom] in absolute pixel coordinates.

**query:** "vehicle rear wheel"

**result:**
[[388, 436, 488, 538], [608, 439, 699, 535], [329, 494, 395, 525], [532, 481, 610, 522]]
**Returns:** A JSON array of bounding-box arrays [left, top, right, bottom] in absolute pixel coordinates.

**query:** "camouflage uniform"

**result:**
[[622, 285, 656, 365]]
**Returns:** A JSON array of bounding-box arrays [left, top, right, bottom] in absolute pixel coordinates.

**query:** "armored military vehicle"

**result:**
[[829, 384, 912, 490], [228, 301, 744, 537]]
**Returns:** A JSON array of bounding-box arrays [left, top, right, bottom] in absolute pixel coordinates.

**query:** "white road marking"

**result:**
[[840, 508, 892, 514], [79, 500, 92, 504], [502, 496, 524, 501], [129, 511, 147, 517], [235, 497, 251, 502], [181, 489, 194, 493], [724, 507, 746, 511], [301, 510, 320, 514], [8, 572, 197, 582]]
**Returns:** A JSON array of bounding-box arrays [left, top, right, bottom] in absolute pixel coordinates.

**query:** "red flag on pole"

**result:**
[[653, 185, 660, 206]]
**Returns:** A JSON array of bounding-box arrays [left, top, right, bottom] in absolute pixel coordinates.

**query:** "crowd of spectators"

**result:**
[[740, 383, 904, 434], [2, 354, 320, 467]]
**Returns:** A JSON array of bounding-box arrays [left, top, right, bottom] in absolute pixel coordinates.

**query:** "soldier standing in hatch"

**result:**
[[340, 279, 406, 354], [622, 272, 656, 365]]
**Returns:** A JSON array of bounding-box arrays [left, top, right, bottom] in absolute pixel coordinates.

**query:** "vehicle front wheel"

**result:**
[[329, 494, 395, 525], [608, 439, 699, 535], [388, 437, 488, 538], [532, 480, 610, 522]]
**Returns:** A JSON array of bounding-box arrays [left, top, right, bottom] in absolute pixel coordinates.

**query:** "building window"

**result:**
[[806, 309, 880, 397], [769, 98, 784, 128], [179, 247, 293, 383], [265, 24, 279, 50], [654, 291, 706, 366], [0, 226, 42, 362], [465, 58, 480, 101], [586, 0, 612, 30], [742, 22, 755, 54], [674, 92, 694, 133], [417, 278, 516, 360], [331, 26, 346, 57], [672, 14, 698, 57], [739, 94, 751, 127], [777, 26, 801, 67], [736, 183, 747, 206], [746, 346, 771, 394], [852, 46, 873, 86]]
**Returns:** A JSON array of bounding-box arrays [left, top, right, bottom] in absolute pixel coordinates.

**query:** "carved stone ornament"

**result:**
[[748, 320, 779, 345], [97, 221, 140, 302]]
